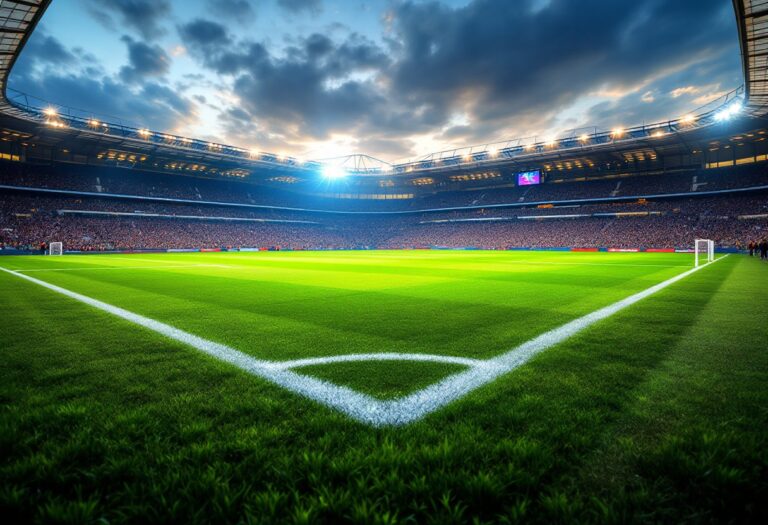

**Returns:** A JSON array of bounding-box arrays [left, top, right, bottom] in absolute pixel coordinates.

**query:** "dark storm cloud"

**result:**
[[119, 36, 171, 84], [10, 28, 195, 132], [83, 0, 172, 40], [206, 0, 256, 23], [177, 19, 232, 55], [22, 0, 742, 159], [173, 0, 740, 157], [11, 72, 193, 130], [385, 0, 738, 142], [277, 0, 322, 14], [21, 32, 76, 66], [583, 49, 742, 129], [177, 20, 405, 140]]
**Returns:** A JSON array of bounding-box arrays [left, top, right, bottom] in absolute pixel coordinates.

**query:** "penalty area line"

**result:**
[[14, 264, 230, 272]]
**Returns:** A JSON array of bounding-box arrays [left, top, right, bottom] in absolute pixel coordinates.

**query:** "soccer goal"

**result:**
[[694, 238, 714, 267], [48, 242, 63, 256]]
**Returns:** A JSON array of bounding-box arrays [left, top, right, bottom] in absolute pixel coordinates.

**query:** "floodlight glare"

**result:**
[[680, 114, 696, 124], [43, 107, 58, 117], [579, 134, 589, 142], [612, 127, 624, 138], [322, 164, 347, 180], [715, 101, 743, 122]]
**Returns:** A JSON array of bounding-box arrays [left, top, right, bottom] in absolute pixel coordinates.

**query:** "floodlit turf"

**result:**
[[0, 250, 766, 523]]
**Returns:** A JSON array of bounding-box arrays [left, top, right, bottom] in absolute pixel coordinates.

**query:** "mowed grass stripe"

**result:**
[[1, 252, 695, 361], [1, 255, 674, 362]]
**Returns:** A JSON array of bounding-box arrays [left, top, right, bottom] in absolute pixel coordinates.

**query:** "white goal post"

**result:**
[[694, 239, 714, 267], [48, 242, 63, 256]]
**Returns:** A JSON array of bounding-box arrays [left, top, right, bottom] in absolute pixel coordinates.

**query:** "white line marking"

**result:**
[[276, 353, 486, 370], [0, 255, 727, 427], [15, 264, 230, 273]]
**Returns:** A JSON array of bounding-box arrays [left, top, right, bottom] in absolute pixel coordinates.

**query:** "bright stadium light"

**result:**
[[487, 147, 499, 157], [43, 107, 58, 117], [612, 127, 624, 138], [652, 130, 665, 138], [138, 128, 151, 138], [680, 114, 696, 124], [579, 134, 589, 142], [322, 164, 347, 180], [715, 101, 743, 122], [88, 119, 100, 127], [545, 138, 556, 148]]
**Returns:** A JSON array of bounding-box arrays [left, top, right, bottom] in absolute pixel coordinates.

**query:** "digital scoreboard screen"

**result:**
[[517, 170, 541, 186]]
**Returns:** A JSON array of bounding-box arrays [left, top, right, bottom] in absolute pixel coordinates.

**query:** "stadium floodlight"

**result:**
[[652, 130, 665, 138], [88, 119, 100, 127], [715, 101, 743, 122], [249, 149, 260, 158], [321, 164, 347, 180], [612, 127, 624, 138], [138, 128, 151, 138], [487, 147, 499, 157], [680, 114, 696, 124], [43, 107, 58, 117], [579, 134, 589, 142], [545, 139, 556, 148]]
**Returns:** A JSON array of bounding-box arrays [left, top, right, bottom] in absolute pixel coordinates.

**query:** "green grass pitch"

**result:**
[[0, 250, 766, 523]]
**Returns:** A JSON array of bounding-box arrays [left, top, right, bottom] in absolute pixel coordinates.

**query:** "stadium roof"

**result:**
[[0, 0, 46, 119], [0, 0, 766, 191], [735, 0, 768, 115]]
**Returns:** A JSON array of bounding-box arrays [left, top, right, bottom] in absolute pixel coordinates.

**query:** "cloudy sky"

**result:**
[[10, 0, 742, 162]]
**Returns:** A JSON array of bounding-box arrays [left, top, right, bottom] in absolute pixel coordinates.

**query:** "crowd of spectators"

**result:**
[[2, 189, 766, 251]]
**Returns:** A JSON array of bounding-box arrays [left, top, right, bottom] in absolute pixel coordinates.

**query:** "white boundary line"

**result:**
[[0, 255, 727, 427], [277, 353, 487, 370], [14, 264, 230, 272]]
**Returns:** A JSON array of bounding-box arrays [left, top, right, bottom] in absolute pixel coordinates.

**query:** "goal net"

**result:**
[[48, 242, 63, 256], [694, 239, 714, 267]]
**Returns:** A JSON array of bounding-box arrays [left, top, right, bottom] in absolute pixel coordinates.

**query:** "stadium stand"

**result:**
[[2, 165, 766, 251]]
